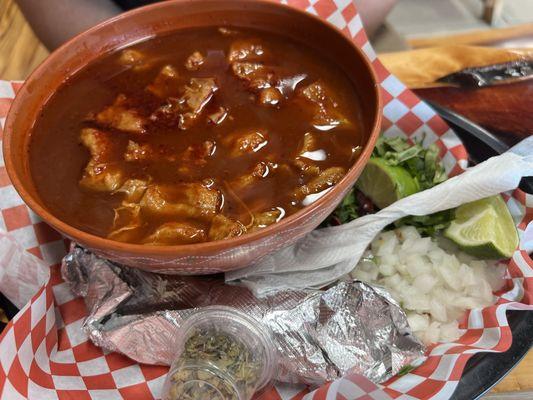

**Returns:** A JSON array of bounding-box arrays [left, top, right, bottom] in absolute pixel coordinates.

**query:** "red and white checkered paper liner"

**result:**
[[0, 1, 531, 399]]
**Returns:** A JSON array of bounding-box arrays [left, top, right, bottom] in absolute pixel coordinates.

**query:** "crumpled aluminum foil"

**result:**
[[62, 245, 425, 385]]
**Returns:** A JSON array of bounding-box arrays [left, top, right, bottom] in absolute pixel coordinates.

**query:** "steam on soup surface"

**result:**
[[29, 27, 365, 245]]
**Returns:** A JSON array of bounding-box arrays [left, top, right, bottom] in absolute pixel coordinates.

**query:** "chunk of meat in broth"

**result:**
[[151, 78, 218, 129], [251, 209, 282, 231], [230, 161, 272, 191], [143, 222, 206, 245], [146, 65, 180, 98], [223, 129, 268, 158], [124, 140, 178, 163], [228, 39, 268, 62], [185, 51, 205, 71], [108, 180, 151, 241], [207, 107, 228, 125], [118, 49, 153, 72], [228, 39, 286, 97], [80, 128, 116, 164], [208, 214, 246, 241], [180, 78, 218, 129], [124, 141, 154, 162], [79, 128, 126, 192], [113, 178, 150, 203], [300, 81, 351, 129], [231, 62, 275, 91], [80, 163, 124, 193], [107, 202, 143, 243], [306, 167, 346, 194], [95, 94, 146, 134], [140, 183, 221, 220], [294, 167, 346, 199], [293, 133, 322, 176]]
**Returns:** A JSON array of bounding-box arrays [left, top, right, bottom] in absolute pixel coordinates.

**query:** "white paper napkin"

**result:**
[[0, 232, 49, 308], [226, 137, 533, 296]]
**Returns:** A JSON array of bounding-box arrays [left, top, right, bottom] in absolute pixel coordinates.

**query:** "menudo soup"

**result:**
[[29, 27, 365, 245]]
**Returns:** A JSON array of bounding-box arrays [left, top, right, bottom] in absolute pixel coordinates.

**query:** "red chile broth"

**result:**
[[29, 26, 366, 245]]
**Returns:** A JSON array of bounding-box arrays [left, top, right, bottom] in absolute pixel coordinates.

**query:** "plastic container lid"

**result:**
[[163, 306, 276, 400]]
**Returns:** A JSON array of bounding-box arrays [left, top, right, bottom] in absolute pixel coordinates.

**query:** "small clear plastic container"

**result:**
[[162, 306, 276, 400]]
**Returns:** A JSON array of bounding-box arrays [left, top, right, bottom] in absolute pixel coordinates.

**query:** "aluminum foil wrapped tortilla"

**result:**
[[62, 246, 425, 385]]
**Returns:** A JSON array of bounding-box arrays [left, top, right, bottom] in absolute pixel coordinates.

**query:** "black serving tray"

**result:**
[[0, 105, 531, 398], [427, 102, 533, 400]]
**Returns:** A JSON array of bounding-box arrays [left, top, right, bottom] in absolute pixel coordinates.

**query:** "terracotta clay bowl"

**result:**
[[3, 0, 382, 274]]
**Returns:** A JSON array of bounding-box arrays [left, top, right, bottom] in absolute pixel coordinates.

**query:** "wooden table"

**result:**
[[414, 80, 533, 147], [0, 0, 531, 396]]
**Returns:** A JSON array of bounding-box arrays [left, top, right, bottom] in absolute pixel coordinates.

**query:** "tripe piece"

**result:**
[[144, 222, 207, 245], [95, 94, 146, 134], [208, 214, 246, 240], [79, 128, 125, 192], [140, 184, 221, 220]]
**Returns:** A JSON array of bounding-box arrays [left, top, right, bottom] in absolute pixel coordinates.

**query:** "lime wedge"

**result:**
[[444, 195, 518, 259], [356, 157, 419, 209]]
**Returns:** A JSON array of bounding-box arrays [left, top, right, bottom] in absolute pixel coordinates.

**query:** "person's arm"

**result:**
[[355, 0, 397, 37], [16, 0, 121, 50]]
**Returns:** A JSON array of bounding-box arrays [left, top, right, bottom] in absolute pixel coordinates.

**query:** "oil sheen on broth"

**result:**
[[29, 27, 365, 245]]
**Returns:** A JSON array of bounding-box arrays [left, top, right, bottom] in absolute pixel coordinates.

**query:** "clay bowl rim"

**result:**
[[3, 0, 382, 257]]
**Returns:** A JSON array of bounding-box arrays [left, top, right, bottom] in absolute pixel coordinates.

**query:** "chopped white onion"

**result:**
[[351, 227, 505, 345]]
